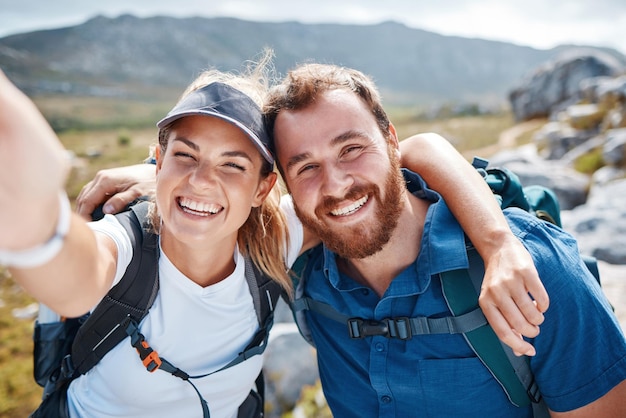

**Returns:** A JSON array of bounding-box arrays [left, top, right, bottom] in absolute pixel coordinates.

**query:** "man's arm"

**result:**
[[76, 164, 157, 220], [400, 132, 549, 356], [550, 380, 626, 417]]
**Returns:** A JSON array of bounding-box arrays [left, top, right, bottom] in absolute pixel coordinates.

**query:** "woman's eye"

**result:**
[[174, 151, 195, 160], [225, 162, 246, 171]]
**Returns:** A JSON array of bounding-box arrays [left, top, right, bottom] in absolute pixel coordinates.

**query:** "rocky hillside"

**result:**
[[492, 51, 626, 264], [1, 14, 624, 105]]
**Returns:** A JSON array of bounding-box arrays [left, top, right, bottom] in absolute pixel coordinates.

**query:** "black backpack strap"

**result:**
[[66, 201, 159, 377], [115, 254, 282, 418]]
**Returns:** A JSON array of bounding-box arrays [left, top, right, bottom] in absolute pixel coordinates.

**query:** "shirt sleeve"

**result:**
[[88, 214, 134, 288], [505, 208, 626, 412], [281, 194, 304, 269]]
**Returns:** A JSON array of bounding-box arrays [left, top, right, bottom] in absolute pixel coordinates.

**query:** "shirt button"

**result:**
[[381, 395, 392, 404], [375, 342, 385, 352], [361, 289, 370, 296]]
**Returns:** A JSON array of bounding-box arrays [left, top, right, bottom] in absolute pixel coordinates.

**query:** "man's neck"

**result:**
[[337, 193, 430, 297]]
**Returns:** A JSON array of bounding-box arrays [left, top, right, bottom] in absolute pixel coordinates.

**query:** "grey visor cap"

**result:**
[[157, 82, 274, 165]]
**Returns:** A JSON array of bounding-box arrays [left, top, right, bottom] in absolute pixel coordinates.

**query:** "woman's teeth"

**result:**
[[179, 197, 221, 216]]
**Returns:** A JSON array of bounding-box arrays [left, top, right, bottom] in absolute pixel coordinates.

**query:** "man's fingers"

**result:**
[[102, 189, 144, 215], [76, 179, 113, 220]]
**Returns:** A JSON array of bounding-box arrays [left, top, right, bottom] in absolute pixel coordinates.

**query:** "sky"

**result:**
[[0, 0, 625, 54]]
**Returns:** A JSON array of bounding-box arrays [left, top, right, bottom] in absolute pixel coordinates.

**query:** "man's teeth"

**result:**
[[179, 197, 221, 216], [330, 196, 368, 216]]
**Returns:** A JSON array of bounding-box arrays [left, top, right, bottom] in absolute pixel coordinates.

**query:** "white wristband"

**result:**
[[0, 192, 71, 269]]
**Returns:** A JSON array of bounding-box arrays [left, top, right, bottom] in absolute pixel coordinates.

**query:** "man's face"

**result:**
[[273, 89, 405, 259]]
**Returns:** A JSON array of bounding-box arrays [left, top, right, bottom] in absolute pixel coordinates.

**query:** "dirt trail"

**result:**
[[463, 119, 546, 159]]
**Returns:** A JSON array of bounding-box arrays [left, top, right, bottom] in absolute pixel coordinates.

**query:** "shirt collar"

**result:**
[[403, 169, 469, 274]]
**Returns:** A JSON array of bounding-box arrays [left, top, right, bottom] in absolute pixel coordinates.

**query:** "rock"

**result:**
[[561, 178, 626, 264], [566, 103, 606, 131], [263, 298, 319, 418], [603, 128, 626, 166], [532, 120, 595, 160], [490, 146, 591, 210], [509, 50, 624, 122]]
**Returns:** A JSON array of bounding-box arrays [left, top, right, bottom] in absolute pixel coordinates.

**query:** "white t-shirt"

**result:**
[[68, 209, 303, 418]]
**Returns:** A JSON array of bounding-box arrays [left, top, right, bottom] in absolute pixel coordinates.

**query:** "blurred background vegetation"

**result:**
[[0, 93, 540, 417]]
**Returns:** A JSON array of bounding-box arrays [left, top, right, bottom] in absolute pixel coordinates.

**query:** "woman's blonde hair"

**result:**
[[152, 50, 292, 292]]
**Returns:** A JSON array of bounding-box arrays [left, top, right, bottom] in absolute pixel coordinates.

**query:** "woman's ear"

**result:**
[[252, 171, 277, 208], [155, 146, 162, 173]]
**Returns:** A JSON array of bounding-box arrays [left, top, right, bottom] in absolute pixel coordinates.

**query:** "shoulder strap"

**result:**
[[241, 255, 282, 351], [440, 246, 550, 417], [67, 201, 160, 376], [289, 249, 317, 346]]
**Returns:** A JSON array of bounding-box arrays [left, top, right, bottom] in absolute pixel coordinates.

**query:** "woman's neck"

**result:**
[[160, 230, 238, 287]]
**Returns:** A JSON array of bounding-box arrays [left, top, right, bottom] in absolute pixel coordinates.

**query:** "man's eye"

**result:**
[[297, 164, 317, 175], [344, 145, 363, 155]]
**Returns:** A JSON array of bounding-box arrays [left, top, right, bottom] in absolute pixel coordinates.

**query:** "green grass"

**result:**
[[0, 96, 516, 417], [0, 269, 41, 417], [391, 111, 516, 154]]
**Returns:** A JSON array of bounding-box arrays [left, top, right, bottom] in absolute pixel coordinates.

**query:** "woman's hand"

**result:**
[[0, 70, 70, 250]]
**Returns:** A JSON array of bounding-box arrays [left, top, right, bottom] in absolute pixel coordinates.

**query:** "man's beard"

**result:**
[[293, 155, 405, 259]]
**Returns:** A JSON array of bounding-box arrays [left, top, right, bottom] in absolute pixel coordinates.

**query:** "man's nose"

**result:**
[[320, 164, 353, 198]]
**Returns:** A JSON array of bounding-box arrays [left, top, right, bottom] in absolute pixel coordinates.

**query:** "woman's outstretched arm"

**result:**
[[0, 70, 117, 317]]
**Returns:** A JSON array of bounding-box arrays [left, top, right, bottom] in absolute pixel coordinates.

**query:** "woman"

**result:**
[[0, 56, 296, 417]]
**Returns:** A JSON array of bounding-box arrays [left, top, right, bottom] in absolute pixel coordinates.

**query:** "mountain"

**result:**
[[1, 14, 624, 106]]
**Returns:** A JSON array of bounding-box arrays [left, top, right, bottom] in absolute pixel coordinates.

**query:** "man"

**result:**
[[260, 63, 626, 417]]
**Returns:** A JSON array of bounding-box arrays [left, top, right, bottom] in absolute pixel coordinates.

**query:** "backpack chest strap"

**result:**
[[293, 296, 487, 339]]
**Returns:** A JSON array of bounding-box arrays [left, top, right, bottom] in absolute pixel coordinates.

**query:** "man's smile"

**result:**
[[329, 195, 368, 217]]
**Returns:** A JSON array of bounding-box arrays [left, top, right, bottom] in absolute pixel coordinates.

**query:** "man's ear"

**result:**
[[252, 171, 277, 208], [389, 122, 400, 148], [388, 122, 401, 158]]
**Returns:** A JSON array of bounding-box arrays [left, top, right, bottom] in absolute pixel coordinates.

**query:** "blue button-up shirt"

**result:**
[[300, 170, 626, 417]]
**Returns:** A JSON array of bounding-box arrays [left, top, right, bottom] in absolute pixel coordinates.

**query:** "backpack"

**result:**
[[31, 201, 282, 418], [288, 157, 602, 417]]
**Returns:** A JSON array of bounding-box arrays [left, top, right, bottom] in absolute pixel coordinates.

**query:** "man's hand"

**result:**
[[76, 164, 157, 220], [478, 236, 550, 356]]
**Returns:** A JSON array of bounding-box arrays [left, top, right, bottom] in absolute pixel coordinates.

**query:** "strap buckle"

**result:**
[[348, 318, 389, 339], [60, 354, 76, 380], [387, 317, 412, 340], [123, 316, 162, 372]]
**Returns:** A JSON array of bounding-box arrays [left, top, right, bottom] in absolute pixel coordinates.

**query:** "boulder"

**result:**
[[509, 50, 624, 122]]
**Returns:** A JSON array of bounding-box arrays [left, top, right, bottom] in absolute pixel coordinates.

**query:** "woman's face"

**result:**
[[155, 115, 275, 247]]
